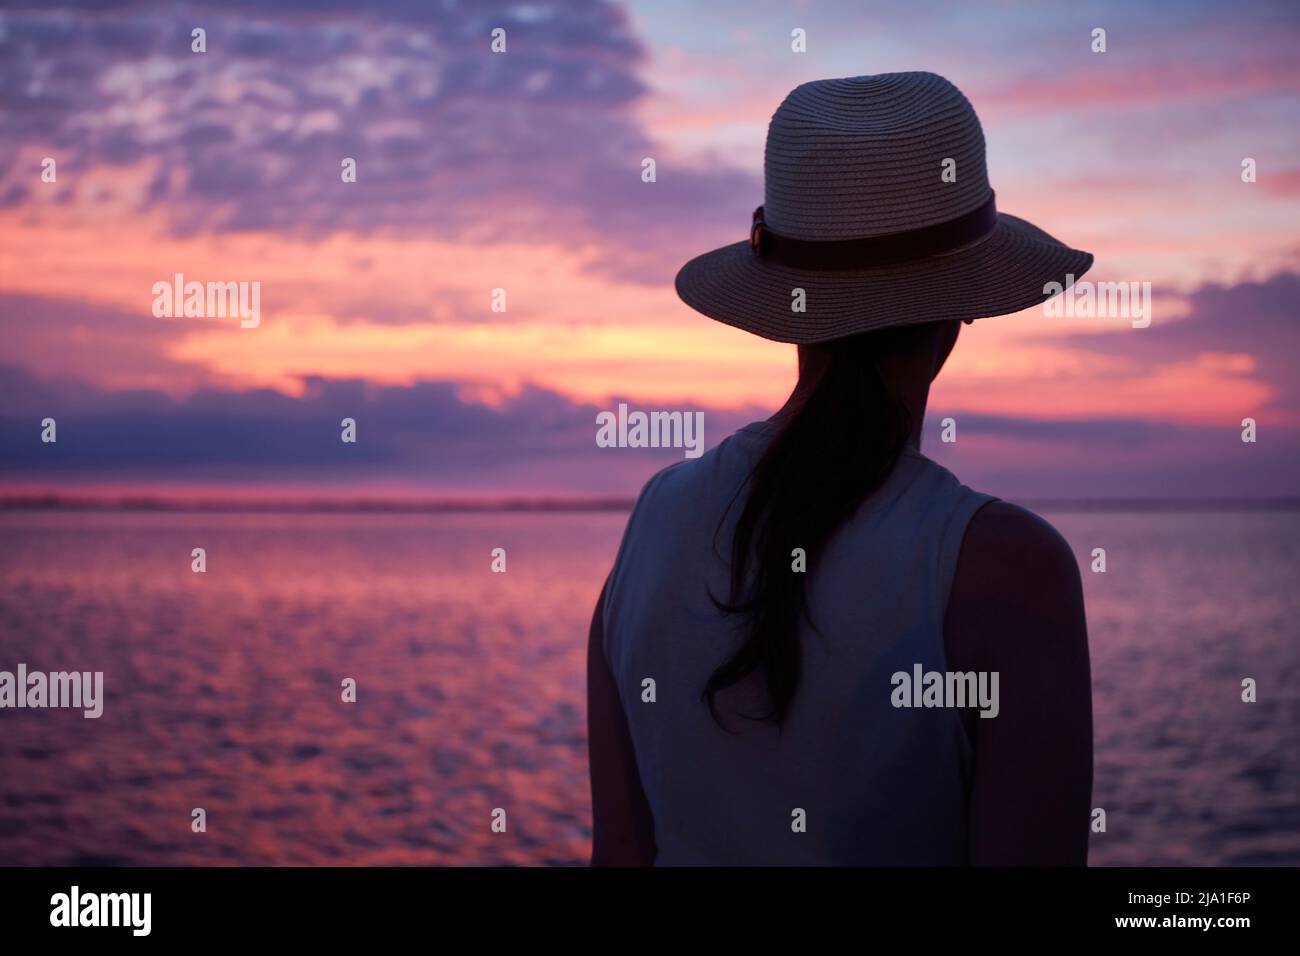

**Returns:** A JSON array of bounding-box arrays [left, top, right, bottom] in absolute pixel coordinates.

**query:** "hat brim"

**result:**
[[674, 212, 1093, 344]]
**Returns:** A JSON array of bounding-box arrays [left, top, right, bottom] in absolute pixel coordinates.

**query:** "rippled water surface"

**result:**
[[0, 509, 1296, 865]]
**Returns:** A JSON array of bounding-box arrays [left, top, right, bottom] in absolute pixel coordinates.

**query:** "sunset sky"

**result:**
[[2, 0, 1298, 498]]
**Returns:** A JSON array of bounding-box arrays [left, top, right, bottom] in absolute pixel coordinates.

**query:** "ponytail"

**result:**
[[705, 326, 923, 726]]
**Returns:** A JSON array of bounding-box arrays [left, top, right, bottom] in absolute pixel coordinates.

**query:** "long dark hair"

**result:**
[[705, 324, 937, 727]]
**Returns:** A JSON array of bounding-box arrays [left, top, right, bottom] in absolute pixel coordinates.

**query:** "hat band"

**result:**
[[750, 192, 998, 269]]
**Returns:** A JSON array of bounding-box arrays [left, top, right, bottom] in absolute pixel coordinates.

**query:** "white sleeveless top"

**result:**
[[602, 421, 997, 865]]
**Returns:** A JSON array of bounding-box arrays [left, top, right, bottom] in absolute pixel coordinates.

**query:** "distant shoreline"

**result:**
[[0, 495, 635, 514], [2, 495, 1299, 514]]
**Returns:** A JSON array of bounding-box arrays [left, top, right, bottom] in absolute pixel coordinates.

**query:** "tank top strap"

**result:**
[[926, 457, 999, 616]]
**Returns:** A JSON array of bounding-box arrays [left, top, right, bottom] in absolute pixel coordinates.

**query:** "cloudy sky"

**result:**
[[1, 0, 1298, 498]]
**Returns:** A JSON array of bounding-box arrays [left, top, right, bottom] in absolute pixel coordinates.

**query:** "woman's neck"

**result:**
[[769, 354, 932, 452]]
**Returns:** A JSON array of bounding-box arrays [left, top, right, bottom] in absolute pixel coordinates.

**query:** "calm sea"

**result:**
[[0, 509, 1296, 866]]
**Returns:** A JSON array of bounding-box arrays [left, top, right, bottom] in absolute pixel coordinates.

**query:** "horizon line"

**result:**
[[3, 494, 1300, 515]]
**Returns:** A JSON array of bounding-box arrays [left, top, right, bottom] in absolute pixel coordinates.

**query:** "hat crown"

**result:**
[[763, 72, 991, 241]]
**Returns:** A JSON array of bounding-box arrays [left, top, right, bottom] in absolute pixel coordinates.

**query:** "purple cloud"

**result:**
[[1062, 272, 1300, 416], [0, 0, 755, 283], [0, 362, 762, 494], [3, 266, 1300, 498], [2, 352, 1297, 498]]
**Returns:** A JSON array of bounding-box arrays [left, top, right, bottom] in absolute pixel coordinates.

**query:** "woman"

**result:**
[[587, 73, 1093, 866]]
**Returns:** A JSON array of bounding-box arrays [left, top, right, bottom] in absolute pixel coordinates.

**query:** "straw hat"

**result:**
[[675, 72, 1093, 343]]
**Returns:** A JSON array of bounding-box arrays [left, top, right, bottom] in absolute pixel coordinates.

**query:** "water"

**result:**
[[0, 509, 1296, 866]]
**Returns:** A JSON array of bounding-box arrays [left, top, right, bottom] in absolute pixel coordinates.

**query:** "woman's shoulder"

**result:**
[[628, 425, 760, 509], [945, 499, 1087, 667], [960, 500, 1076, 576]]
